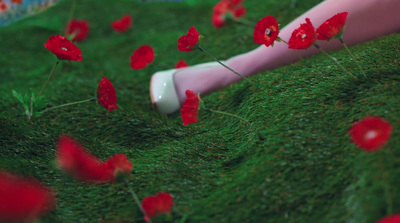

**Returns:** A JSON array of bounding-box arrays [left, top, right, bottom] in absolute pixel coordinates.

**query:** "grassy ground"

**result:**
[[1, 0, 400, 222]]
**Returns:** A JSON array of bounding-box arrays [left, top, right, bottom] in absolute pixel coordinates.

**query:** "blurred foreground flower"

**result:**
[[97, 76, 118, 112], [44, 34, 83, 61], [11, 0, 22, 4], [142, 192, 174, 222], [65, 19, 90, 41], [56, 135, 132, 183], [377, 214, 400, 223], [175, 59, 188, 68], [130, 45, 155, 69], [111, 14, 132, 33], [0, 171, 55, 222], [349, 116, 392, 152]]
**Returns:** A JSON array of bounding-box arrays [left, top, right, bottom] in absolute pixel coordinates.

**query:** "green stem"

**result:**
[[314, 44, 356, 79], [233, 18, 254, 27], [40, 98, 95, 114], [339, 38, 366, 78], [37, 60, 59, 100], [124, 179, 152, 223], [279, 38, 303, 60], [207, 108, 248, 123], [198, 47, 255, 85], [378, 154, 393, 215]]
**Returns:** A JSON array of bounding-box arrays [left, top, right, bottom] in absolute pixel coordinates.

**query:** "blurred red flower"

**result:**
[[0, 171, 55, 222], [97, 76, 118, 112], [11, 0, 22, 4], [180, 90, 199, 126], [212, 0, 246, 29], [288, 18, 316, 50], [130, 45, 155, 69], [56, 135, 132, 183], [141, 192, 174, 222], [0, 3, 8, 12], [253, 15, 279, 47], [175, 59, 188, 68], [65, 19, 90, 42], [349, 116, 392, 152], [111, 14, 132, 33], [378, 214, 400, 223], [177, 26, 199, 52], [44, 34, 83, 61], [316, 12, 348, 41]]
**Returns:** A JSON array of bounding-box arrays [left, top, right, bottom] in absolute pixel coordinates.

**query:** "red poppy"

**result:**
[[175, 59, 188, 68], [288, 18, 316, 50], [141, 192, 174, 222], [65, 19, 90, 42], [56, 135, 132, 183], [11, 0, 22, 4], [130, 45, 155, 69], [0, 171, 55, 222], [253, 15, 279, 47], [212, 13, 226, 29], [44, 34, 83, 61], [0, 2, 7, 11], [349, 116, 392, 152], [211, 0, 246, 29], [316, 12, 348, 41], [378, 214, 400, 223], [180, 90, 199, 126], [111, 14, 132, 33], [97, 76, 118, 112], [177, 26, 200, 52]]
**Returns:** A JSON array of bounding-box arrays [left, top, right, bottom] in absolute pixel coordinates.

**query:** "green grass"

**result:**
[[1, 0, 400, 222]]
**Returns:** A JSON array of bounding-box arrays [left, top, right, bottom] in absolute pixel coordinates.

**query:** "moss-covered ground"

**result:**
[[1, 0, 400, 222]]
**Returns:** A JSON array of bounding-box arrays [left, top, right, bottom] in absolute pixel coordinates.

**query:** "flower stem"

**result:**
[[197, 47, 255, 85], [279, 38, 303, 60], [37, 60, 59, 100], [339, 38, 366, 78], [207, 108, 248, 123], [314, 44, 356, 79], [124, 179, 153, 223], [233, 18, 254, 27], [40, 98, 96, 114]]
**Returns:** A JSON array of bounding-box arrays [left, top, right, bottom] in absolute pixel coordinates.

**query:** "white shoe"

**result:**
[[150, 61, 223, 114]]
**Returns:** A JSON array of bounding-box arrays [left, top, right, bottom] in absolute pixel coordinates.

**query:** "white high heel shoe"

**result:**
[[150, 61, 223, 114]]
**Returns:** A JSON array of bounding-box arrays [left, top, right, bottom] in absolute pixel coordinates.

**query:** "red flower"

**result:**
[[11, 0, 22, 4], [0, 171, 55, 222], [141, 192, 174, 222], [130, 45, 155, 69], [177, 26, 200, 52], [44, 34, 83, 61], [56, 135, 132, 183], [288, 18, 316, 50], [232, 5, 246, 18], [253, 15, 279, 47], [349, 116, 392, 152], [65, 19, 90, 42], [378, 214, 400, 223], [180, 90, 199, 126], [0, 2, 8, 11], [97, 76, 118, 112], [316, 12, 348, 41], [212, 13, 226, 29], [175, 59, 188, 68], [230, 0, 244, 4], [211, 0, 246, 29], [111, 14, 132, 33]]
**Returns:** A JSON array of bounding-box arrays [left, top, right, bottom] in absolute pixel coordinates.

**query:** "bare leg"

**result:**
[[173, 0, 400, 104]]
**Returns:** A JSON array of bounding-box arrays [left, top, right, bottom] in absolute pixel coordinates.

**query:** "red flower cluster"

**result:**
[[0, 171, 55, 222], [44, 34, 83, 61], [11, 0, 22, 4], [378, 214, 400, 223], [288, 18, 316, 50], [65, 19, 90, 42], [212, 0, 246, 28], [177, 26, 199, 52], [316, 12, 348, 41], [142, 192, 174, 222], [253, 15, 279, 47], [97, 76, 118, 112], [349, 116, 392, 152], [56, 135, 132, 183], [130, 45, 155, 69], [180, 90, 199, 126], [175, 59, 188, 68], [111, 14, 132, 33]]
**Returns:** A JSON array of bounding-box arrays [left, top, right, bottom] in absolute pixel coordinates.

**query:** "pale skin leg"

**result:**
[[173, 0, 400, 104]]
